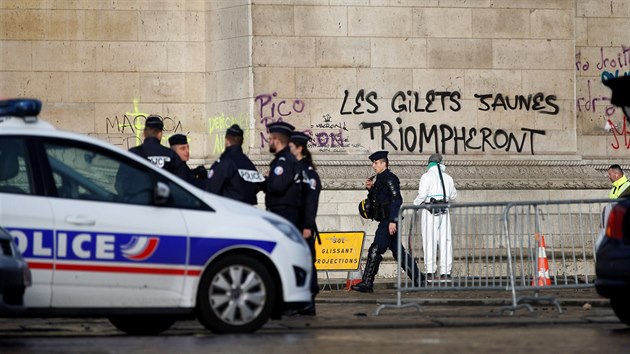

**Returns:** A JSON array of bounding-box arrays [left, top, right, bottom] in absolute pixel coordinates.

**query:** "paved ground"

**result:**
[[0, 286, 615, 337]]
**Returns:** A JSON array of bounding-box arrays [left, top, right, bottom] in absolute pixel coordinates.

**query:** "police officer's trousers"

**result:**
[[368, 220, 422, 285], [306, 234, 319, 296]]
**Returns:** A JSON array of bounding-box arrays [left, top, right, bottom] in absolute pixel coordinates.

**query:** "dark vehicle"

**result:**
[[595, 199, 630, 325], [595, 76, 630, 326], [0, 226, 31, 312]]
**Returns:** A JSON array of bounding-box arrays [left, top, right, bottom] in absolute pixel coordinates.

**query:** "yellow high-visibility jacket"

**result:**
[[609, 175, 630, 199]]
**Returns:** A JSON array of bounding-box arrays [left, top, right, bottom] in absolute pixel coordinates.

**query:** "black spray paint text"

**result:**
[[340, 89, 559, 115], [360, 118, 546, 155]]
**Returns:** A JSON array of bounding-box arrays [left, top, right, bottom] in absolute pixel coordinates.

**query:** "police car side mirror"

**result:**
[[154, 181, 170, 205]]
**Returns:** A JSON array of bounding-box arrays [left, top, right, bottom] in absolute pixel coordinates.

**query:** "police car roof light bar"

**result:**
[[0, 99, 42, 123]]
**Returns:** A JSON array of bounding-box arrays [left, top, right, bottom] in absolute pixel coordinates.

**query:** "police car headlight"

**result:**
[[264, 217, 304, 245]]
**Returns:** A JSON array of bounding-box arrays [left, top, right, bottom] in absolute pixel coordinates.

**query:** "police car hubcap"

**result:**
[[209, 265, 266, 325]]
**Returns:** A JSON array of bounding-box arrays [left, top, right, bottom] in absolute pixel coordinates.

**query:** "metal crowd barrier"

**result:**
[[375, 199, 616, 316]]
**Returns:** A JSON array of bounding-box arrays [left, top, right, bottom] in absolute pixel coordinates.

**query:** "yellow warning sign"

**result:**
[[315, 231, 365, 271]]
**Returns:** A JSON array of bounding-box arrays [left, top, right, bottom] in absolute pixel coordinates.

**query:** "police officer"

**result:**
[[129, 115, 187, 180], [206, 124, 263, 204], [168, 133, 207, 188], [352, 151, 424, 293], [264, 121, 301, 227], [290, 131, 321, 315]]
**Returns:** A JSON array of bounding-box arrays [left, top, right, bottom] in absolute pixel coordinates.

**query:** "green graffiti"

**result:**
[[122, 98, 148, 146], [208, 113, 250, 154]]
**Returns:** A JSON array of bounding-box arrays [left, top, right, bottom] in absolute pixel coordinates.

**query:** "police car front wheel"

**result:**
[[196, 254, 276, 334]]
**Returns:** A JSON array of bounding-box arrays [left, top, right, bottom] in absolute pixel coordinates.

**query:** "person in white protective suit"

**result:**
[[413, 153, 457, 279]]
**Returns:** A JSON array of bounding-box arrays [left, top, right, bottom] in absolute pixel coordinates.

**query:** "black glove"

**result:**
[[193, 165, 208, 179]]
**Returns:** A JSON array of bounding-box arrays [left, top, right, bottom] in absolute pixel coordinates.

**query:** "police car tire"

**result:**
[[196, 254, 275, 334], [108, 315, 177, 335]]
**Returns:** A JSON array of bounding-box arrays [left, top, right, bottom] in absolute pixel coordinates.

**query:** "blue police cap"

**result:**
[[369, 151, 388, 162], [267, 121, 295, 137], [145, 115, 164, 130], [168, 134, 188, 146], [290, 131, 311, 146], [226, 124, 244, 137]]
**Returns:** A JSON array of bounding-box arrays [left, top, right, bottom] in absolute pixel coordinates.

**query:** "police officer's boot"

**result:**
[[351, 245, 382, 293], [298, 296, 316, 316]]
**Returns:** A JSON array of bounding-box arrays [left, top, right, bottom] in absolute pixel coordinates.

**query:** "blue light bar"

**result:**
[[0, 99, 42, 121]]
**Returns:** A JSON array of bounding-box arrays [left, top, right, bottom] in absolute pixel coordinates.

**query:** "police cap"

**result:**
[[168, 133, 188, 146], [428, 153, 443, 163], [226, 124, 244, 137], [290, 131, 311, 146], [369, 150, 388, 162], [267, 121, 295, 137], [145, 115, 164, 130]]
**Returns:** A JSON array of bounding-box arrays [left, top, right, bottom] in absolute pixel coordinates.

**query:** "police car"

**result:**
[[0, 99, 312, 334]]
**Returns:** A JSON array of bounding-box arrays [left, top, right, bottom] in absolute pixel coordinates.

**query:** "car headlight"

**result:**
[[264, 217, 305, 245]]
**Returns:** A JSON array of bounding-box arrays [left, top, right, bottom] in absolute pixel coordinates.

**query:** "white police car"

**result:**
[[0, 99, 312, 334]]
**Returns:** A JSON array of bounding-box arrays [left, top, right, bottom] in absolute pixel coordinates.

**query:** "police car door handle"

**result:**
[[65, 215, 96, 226]]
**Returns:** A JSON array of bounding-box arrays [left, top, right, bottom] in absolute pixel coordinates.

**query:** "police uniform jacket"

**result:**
[[129, 137, 187, 180], [368, 168, 403, 223], [207, 145, 262, 205], [296, 160, 321, 230], [182, 164, 206, 189], [265, 146, 301, 209]]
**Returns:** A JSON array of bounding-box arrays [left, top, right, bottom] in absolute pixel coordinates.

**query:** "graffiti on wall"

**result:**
[[360, 119, 545, 155], [340, 89, 559, 116], [342, 89, 552, 155], [576, 45, 630, 150], [607, 118, 630, 150], [255, 92, 353, 152], [208, 112, 249, 154], [104, 100, 185, 150]]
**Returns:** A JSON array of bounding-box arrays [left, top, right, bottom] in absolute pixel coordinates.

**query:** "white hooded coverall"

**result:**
[[413, 163, 457, 275]]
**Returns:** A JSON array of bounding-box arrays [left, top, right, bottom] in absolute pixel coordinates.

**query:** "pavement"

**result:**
[[0, 285, 617, 336], [316, 281, 608, 307]]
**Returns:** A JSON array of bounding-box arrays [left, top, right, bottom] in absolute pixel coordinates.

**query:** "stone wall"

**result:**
[[1, 0, 627, 279]]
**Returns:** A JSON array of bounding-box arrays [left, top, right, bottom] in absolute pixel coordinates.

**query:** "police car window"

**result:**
[[165, 179, 210, 210], [42, 141, 153, 206], [0, 137, 33, 195]]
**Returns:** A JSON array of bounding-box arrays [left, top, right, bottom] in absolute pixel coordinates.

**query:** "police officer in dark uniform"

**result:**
[[290, 131, 321, 315], [129, 115, 187, 180], [352, 151, 424, 293], [206, 124, 263, 204], [168, 133, 207, 188], [264, 121, 301, 227]]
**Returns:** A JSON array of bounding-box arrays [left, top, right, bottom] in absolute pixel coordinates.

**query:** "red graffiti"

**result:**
[[608, 118, 630, 150]]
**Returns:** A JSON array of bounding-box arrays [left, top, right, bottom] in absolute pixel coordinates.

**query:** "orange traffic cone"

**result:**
[[346, 267, 363, 291], [533, 233, 552, 286]]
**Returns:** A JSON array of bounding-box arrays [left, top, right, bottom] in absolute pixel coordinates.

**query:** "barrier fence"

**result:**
[[375, 199, 616, 315]]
